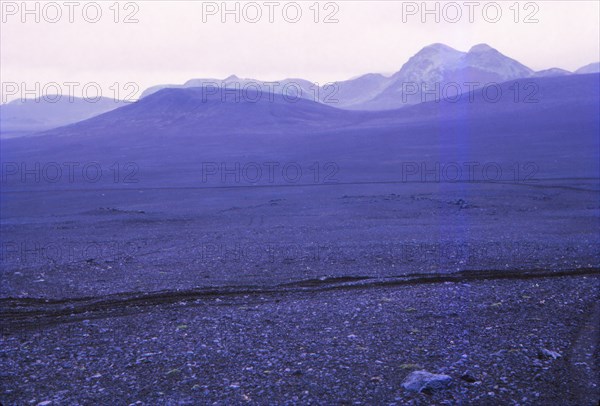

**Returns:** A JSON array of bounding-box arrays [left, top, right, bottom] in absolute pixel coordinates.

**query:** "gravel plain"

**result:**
[[2, 272, 599, 405]]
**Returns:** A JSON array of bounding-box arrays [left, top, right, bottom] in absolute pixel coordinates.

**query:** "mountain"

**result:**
[[1, 73, 596, 196], [0, 96, 128, 138], [22, 74, 600, 140], [137, 45, 597, 112], [350, 43, 535, 110], [1, 73, 597, 193], [576, 62, 600, 74], [323, 73, 392, 109], [140, 83, 187, 98], [36, 86, 366, 139], [4, 75, 597, 176], [532, 68, 571, 77], [368, 73, 600, 124], [141, 75, 319, 103]]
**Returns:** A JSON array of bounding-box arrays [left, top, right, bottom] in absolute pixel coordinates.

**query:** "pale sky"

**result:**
[[1, 0, 599, 102]]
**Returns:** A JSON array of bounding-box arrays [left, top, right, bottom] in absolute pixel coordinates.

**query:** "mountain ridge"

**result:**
[[25, 73, 600, 140], [138, 43, 598, 112], [2, 44, 598, 138]]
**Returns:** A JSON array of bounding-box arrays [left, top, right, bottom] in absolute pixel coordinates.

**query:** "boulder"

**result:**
[[402, 370, 452, 392]]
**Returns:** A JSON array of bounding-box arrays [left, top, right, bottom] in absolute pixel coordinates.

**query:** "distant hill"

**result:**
[[4, 45, 596, 140], [37, 87, 365, 138], [22, 74, 600, 139], [2, 74, 597, 190], [140, 75, 318, 103], [0, 96, 128, 139], [140, 44, 597, 112], [532, 68, 572, 78], [576, 62, 600, 74]]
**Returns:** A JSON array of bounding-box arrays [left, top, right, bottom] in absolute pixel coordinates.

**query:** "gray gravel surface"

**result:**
[[2, 182, 599, 299], [2, 274, 599, 405]]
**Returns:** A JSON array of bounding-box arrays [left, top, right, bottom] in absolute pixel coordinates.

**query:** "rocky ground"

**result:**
[[1, 272, 598, 405], [2, 182, 599, 300], [2, 181, 599, 405]]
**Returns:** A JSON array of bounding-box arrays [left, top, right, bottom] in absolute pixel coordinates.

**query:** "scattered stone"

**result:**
[[460, 371, 477, 383], [166, 369, 181, 376], [400, 363, 423, 370], [402, 370, 452, 392], [539, 348, 561, 360]]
